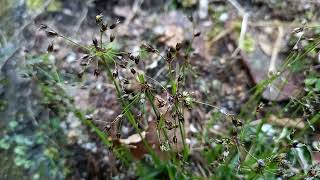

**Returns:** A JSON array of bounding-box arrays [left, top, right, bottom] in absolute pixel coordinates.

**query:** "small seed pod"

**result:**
[[104, 123, 112, 132], [193, 32, 201, 37], [156, 98, 165, 108], [47, 42, 54, 52], [112, 70, 118, 78], [116, 132, 121, 138], [134, 56, 140, 64], [109, 19, 120, 29], [77, 70, 84, 79], [39, 24, 47, 30], [93, 38, 98, 47], [94, 69, 100, 77], [165, 121, 173, 128], [173, 136, 177, 144], [130, 68, 136, 74], [166, 49, 173, 59], [119, 64, 126, 68], [100, 23, 108, 32], [46, 30, 58, 37], [110, 33, 115, 42], [177, 75, 183, 82], [123, 79, 129, 84], [95, 14, 103, 24], [291, 141, 299, 148], [178, 113, 184, 122], [176, 42, 182, 51], [232, 117, 243, 127], [128, 54, 134, 60], [141, 43, 156, 53]]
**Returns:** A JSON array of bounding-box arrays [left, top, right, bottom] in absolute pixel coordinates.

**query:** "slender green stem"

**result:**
[[101, 56, 161, 165]]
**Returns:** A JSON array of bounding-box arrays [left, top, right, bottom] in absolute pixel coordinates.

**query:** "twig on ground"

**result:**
[[268, 26, 284, 76]]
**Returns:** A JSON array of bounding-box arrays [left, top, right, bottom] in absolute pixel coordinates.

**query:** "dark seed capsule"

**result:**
[[129, 54, 134, 60], [292, 141, 299, 148], [95, 14, 103, 24], [173, 136, 177, 143], [46, 31, 58, 37], [194, 32, 201, 37], [130, 68, 136, 74], [109, 24, 116, 29], [110, 34, 115, 42], [178, 115, 184, 122], [123, 79, 129, 84], [100, 23, 108, 32], [166, 49, 172, 59], [134, 56, 140, 64], [141, 43, 156, 53], [178, 75, 183, 82], [94, 69, 100, 77], [169, 47, 176, 53], [93, 38, 98, 47], [77, 71, 84, 78], [119, 64, 126, 68], [109, 19, 120, 29], [176, 42, 182, 51], [47, 43, 54, 52], [116, 133, 121, 138], [39, 24, 47, 30], [112, 70, 118, 78], [104, 123, 111, 132]]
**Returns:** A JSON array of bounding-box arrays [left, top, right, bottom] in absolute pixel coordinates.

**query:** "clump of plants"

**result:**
[[31, 13, 320, 179]]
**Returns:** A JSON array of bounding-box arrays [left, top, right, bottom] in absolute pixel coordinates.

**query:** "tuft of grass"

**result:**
[[24, 14, 320, 179]]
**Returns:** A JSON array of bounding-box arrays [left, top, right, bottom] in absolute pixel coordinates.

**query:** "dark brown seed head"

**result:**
[[194, 32, 201, 37], [178, 115, 184, 122], [169, 47, 176, 53], [110, 33, 115, 42], [109, 24, 116, 29], [47, 42, 54, 52], [94, 69, 100, 77], [95, 14, 103, 24], [119, 64, 126, 68], [112, 70, 118, 78], [157, 98, 165, 108], [39, 24, 47, 30], [116, 132, 121, 138], [77, 71, 84, 78], [123, 79, 129, 84], [93, 38, 98, 47], [178, 75, 183, 82], [134, 56, 140, 64], [173, 136, 177, 144], [100, 23, 108, 32], [104, 123, 111, 132], [46, 31, 58, 37], [176, 42, 182, 51], [109, 19, 120, 29], [130, 68, 136, 74], [166, 49, 173, 59], [141, 43, 156, 53], [129, 54, 134, 60]]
